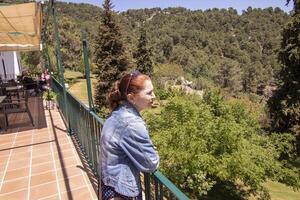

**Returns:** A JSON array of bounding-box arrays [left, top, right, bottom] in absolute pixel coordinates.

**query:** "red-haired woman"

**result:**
[[99, 71, 159, 200]]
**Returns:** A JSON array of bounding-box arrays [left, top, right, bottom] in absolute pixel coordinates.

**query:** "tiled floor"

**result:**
[[0, 96, 98, 200]]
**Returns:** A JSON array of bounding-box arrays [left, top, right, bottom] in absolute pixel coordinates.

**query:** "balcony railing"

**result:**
[[51, 77, 189, 200]]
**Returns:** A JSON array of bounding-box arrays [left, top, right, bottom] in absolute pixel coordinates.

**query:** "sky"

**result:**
[[60, 0, 293, 14]]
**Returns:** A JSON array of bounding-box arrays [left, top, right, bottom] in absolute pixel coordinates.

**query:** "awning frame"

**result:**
[[0, 2, 42, 52]]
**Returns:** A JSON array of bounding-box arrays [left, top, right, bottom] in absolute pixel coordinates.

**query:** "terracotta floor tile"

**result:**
[[56, 157, 78, 169], [0, 137, 15, 144], [33, 143, 51, 150], [32, 154, 52, 166], [0, 142, 12, 148], [0, 177, 29, 194], [33, 139, 53, 145], [7, 159, 30, 171], [0, 155, 9, 165], [56, 166, 83, 180], [57, 144, 73, 152], [31, 162, 55, 175], [58, 175, 86, 193], [15, 138, 32, 143], [10, 151, 31, 161], [33, 131, 49, 136], [0, 143, 12, 149], [0, 150, 11, 157], [33, 134, 52, 138], [52, 146, 74, 154], [4, 167, 29, 181], [30, 171, 56, 186], [0, 137, 15, 142], [0, 166, 3, 173], [30, 181, 58, 200], [54, 132, 67, 137], [13, 141, 34, 147], [53, 150, 75, 160], [0, 188, 28, 200], [56, 140, 69, 146], [11, 146, 31, 154], [32, 149, 52, 158], [40, 195, 60, 200], [87, 183, 98, 198], [0, 163, 5, 171], [15, 134, 32, 140], [7, 156, 30, 165]]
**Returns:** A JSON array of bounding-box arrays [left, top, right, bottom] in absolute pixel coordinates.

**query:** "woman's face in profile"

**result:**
[[131, 79, 155, 111]]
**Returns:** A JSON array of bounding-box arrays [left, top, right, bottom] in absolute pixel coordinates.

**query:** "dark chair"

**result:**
[[21, 76, 38, 96], [2, 90, 34, 129]]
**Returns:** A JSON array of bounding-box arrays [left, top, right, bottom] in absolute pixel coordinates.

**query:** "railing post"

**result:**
[[81, 30, 94, 111], [144, 173, 152, 200], [50, 0, 71, 134]]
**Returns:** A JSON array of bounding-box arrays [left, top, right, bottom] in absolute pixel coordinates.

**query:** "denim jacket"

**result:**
[[99, 102, 159, 197]]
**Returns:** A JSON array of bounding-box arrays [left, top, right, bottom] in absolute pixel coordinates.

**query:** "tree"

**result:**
[[215, 58, 242, 94], [268, 0, 300, 153], [242, 62, 262, 93], [93, 0, 129, 112], [135, 27, 153, 75], [21, 51, 42, 77], [143, 92, 300, 199]]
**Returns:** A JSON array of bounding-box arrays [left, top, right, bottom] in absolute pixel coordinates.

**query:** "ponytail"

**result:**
[[107, 81, 124, 111]]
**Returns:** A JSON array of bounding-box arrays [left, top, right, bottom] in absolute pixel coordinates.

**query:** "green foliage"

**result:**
[[43, 89, 57, 101], [268, 1, 300, 153], [154, 63, 185, 79], [214, 58, 242, 94], [143, 92, 300, 199], [53, 2, 289, 97], [135, 27, 153, 75], [154, 88, 174, 100], [21, 51, 42, 77], [93, 0, 129, 112]]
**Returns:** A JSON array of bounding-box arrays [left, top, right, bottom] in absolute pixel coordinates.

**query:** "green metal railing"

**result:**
[[51, 78, 189, 200], [46, 0, 189, 199], [52, 78, 102, 174]]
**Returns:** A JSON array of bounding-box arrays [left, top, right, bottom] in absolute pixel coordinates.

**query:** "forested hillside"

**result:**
[[52, 2, 289, 96]]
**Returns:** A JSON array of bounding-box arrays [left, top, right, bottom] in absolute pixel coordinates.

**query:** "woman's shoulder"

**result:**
[[108, 108, 145, 132]]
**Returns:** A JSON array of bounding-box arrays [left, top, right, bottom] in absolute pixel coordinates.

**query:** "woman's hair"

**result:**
[[107, 71, 150, 111]]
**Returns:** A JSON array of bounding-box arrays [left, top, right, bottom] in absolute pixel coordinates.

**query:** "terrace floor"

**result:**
[[0, 96, 98, 200]]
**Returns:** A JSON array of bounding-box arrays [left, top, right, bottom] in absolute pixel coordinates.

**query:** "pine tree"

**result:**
[[135, 27, 153, 75], [94, 0, 129, 111], [268, 0, 300, 153], [216, 58, 242, 94]]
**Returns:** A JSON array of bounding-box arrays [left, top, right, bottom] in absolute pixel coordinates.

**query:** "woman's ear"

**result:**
[[127, 93, 135, 103]]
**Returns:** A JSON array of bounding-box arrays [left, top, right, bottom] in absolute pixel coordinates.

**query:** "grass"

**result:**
[[68, 78, 96, 106], [264, 181, 300, 200], [64, 69, 84, 85], [64, 69, 83, 79], [64, 70, 96, 105]]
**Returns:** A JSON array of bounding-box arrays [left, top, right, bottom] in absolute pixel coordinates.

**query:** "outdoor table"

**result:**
[[5, 85, 22, 92], [5, 85, 23, 100]]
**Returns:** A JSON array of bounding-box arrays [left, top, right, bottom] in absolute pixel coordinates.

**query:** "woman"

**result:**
[[99, 71, 159, 200]]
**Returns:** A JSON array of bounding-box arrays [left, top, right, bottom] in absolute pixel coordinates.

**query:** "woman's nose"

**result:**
[[152, 92, 156, 99]]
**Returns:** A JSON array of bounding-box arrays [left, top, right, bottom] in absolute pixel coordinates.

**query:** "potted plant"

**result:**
[[43, 88, 57, 109]]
